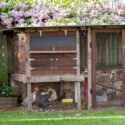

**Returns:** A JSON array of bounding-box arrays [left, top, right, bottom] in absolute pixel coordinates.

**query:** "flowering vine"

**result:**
[[0, 0, 125, 28]]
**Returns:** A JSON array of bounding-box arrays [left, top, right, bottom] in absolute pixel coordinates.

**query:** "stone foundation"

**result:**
[[96, 68, 122, 102]]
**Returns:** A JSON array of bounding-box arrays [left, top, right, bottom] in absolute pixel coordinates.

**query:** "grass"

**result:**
[[0, 108, 125, 125]]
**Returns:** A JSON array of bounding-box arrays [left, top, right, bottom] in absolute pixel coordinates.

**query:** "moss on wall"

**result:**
[[0, 33, 8, 85]]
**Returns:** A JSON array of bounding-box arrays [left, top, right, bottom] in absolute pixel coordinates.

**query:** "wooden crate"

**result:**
[[0, 96, 17, 109]]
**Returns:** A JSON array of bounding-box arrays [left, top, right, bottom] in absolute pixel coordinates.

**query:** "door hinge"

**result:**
[[90, 89, 93, 95], [30, 67, 35, 70], [90, 42, 92, 48], [29, 58, 35, 61]]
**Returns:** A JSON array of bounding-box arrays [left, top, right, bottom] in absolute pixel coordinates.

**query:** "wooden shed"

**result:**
[[4, 26, 84, 111], [1, 25, 125, 111]]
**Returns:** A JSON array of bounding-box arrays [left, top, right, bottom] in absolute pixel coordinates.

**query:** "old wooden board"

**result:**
[[87, 27, 92, 109], [13, 35, 26, 74], [11, 73, 84, 83], [0, 34, 8, 85], [0, 97, 17, 109], [122, 28, 125, 107]]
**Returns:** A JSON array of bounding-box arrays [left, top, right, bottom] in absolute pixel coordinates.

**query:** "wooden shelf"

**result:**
[[11, 73, 84, 83], [30, 50, 77, 54]]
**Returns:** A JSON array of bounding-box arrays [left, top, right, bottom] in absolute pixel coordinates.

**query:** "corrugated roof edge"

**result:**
[[1, 24, 125, 32]]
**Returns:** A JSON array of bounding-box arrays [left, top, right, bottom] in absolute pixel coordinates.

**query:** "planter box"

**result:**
[[0, 96, 17, 109]]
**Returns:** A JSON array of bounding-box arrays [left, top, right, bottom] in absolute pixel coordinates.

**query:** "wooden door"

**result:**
[[92, 29, 123, 108], [30, 54, 54, 75], [53, 53, 77, 75]]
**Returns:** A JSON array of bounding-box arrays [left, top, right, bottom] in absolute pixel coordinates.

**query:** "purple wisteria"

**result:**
[[0, 0, 125, 28]]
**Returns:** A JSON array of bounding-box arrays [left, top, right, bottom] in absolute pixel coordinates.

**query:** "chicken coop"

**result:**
[[2, 25, 125, 111], [9, 27, 84, 111]]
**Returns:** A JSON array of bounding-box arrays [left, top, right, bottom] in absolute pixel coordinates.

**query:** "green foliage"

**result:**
[[0, 86, 12, 96]]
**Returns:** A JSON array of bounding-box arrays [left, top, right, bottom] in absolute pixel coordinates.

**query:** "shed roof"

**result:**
[[1, 24, 125, 32]]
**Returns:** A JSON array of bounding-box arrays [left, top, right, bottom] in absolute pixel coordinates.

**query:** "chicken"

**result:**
[[35, 91, 52, 109]]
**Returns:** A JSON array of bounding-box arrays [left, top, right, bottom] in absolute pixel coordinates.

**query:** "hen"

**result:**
[[35, 91, 52, 109]]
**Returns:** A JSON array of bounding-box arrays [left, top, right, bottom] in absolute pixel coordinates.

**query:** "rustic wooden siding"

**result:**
[[13, 35, 26, 74], [30, 31, 77, 75], [0, 34, 8, 85], [31, 53, 77, 75], [80, 34, 87, 72]]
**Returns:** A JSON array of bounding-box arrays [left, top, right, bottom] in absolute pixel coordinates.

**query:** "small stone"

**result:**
[[96, 85, 103, 91], [113, 81, 122, 90], [96, 76, 105, 83], [107, 89, 113, 94], [74, 114, 81, 117], [116, 91, 122, 99], [114, 74, 120, 81]]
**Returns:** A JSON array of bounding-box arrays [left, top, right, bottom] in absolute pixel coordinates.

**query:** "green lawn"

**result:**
[[0, 108, 125, 125]]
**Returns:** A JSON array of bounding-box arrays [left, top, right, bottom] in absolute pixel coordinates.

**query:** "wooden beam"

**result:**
[[76, 81, 81, 110], [122, 28, 125, 107], [25, 28, 36, 33], [31, 75, 84, 83], [91, 28, 121, 33], [60, 27, 79, 31], [91, 29, 96, 108], [76, 31, 81, 110], [14, 29, 24, 33], [11, 74, 26, 83], [27, 83, 32, 112], [30, 50, 77, 54], [37, 27, 59, 32], [25, 33, 32, 112], [11, 74, 84, 83], [26, 33, 31, 77], [87, 27, 92, 109], [11, 79, 16, 87]]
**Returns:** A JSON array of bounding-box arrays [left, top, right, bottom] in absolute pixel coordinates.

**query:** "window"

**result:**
[[30, 36, 76, 47], [96, 32, 122, 68]]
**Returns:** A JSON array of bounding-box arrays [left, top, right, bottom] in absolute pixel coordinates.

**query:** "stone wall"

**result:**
[[96, 68, 122, 102]]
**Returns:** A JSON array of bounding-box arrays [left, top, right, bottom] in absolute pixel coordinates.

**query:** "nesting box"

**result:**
[[11, 27, 84, 83]]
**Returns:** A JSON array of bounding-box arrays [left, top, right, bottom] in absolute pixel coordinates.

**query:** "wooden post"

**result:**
[[0, 34, 8, 86], [76, 82, 81, 110], [87, 27, 92, 109], [27, 83, 32, 112], [122, 28, 125, 107], [25, 33, 32, 112], [91, 29, 96, 108], [75, 82, 78, 103], [76, 31, 81, 110], [11, 79, 16, 87]]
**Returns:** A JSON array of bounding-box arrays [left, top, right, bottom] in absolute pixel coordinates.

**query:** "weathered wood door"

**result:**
[[92, 29, 123, 108], [30, 32, 77, 75]]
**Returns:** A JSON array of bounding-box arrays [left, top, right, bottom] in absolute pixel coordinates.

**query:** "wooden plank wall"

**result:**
[[0, 25, 9, 86], [30, 31, 77, 76], [122, 27, 125, 106], [13, 34, 26, 75], [80, 33, 87, 72], [0, 34, 8, 86], [31, 53, 76, 75]]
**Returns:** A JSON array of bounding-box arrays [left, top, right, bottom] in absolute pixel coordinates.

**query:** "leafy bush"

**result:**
[[0, 86, 17, 96]]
